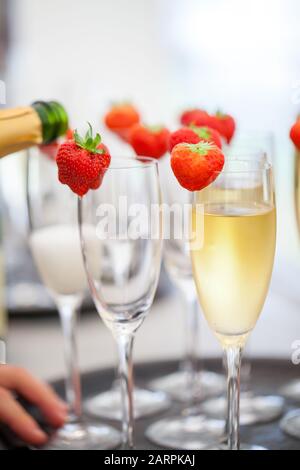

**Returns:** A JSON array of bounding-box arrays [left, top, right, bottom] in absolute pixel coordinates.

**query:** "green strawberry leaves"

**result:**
[[190, 125, 211, 140], [215, 109, 227, 119], [146, 124, 164, 134], [74, 123, 104, 154], [187, 141, 216, 155]]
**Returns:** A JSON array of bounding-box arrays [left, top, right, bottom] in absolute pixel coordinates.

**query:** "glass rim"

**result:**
[[103, 156, 159, 171], [223, 150, 268, 159], [214, 157, 272, 175]]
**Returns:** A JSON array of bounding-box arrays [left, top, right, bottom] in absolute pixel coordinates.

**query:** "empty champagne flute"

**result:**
[[78, 157, 162, 448], [27, 147, 120, 450], [150, 161, 224, 402], [190, 155, 276, 450], [146, 163, 225, 449]]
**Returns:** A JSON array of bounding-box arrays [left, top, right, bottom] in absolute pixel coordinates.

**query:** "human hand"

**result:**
[[0, 365, 68, 445]]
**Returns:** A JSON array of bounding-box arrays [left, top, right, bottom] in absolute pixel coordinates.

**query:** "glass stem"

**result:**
[[57, 297, 82, 420], [182, 292, 199, 406], [224, 346, 242, 450], [117, 333, 134, 449]]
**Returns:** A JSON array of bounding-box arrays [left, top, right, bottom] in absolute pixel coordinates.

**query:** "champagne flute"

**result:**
[[280, 146, 300, 438], [27, 147, 120, 450], [201, 145, 283, 426], [146, 163, 225, 450], [190, 155, 276, 450], [78, 157, 162, 448]]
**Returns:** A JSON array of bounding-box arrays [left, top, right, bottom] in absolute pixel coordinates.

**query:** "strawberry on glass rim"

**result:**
[[170, 141, 225, 192], [56, 123, 111, 197], [212, 111, 236, 144], [169, 125, 222, 152], [290, 119, 300, 150], [65, 128, 74, 140], [104, 103, 140, 141], [180, 108, 210, 127], [129, 123, 170, 159]]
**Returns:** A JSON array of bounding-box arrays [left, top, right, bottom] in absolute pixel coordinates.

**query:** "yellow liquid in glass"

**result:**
[[191, 203, 276, 348]]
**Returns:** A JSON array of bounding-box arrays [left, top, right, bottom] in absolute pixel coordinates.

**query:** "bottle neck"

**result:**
[[0, 101, 69, 158], [32, 100, 68, 143]]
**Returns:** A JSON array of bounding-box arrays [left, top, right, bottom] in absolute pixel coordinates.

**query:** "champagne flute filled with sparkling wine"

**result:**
[[280, 145, 300, 439], [27, 148, 120, 450], [190, 155, 276, 450]]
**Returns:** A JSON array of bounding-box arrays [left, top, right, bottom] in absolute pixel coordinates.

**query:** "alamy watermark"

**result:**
[[0, 80, 6, 104], [291, 340, 300, 365], [91, 197, 205, 251]]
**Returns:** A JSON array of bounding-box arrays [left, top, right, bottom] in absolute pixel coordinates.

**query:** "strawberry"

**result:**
[[180, 108, 210, 127], [129, 124, 170, 159], [290, 120, 300, 150], [193, 126, 222, 149], [66, 128, 74, 140], [169, 126, 222, 152], [104, 103, 140, 141], [171, 141, 225, 191], [56, 124, 111, 197], [212, 112, 236, 144], [169, 127, 200, 152]]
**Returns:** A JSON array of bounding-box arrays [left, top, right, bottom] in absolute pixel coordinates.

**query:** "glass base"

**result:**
[[145, 415, 225, 450], [38, 422, 121, 450], [149, 370, 225, 402], [279, 380, 300, 402], [85, 387, 171, 420], [280, 409, 300, 439], [200, 392, 284, 425], [213, 443, 266, 450]]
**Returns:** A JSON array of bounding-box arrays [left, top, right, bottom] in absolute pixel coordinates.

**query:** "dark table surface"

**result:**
[[1, 358, 300, 450]]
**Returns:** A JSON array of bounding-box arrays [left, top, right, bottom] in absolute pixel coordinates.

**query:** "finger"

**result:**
[[0, 366, 67, 427], [0, 387, 48, 445]]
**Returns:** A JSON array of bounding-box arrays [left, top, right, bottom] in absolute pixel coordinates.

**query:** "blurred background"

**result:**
[[0, 0, 300, 379]]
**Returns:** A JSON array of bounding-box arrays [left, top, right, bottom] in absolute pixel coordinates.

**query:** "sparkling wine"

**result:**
[[191, 202, 276, 347], [29, 225, 91, 297]]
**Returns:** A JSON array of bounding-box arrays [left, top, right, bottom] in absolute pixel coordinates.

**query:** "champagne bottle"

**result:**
[[0, 100, 68, 158], [0, 100, 68, 361]]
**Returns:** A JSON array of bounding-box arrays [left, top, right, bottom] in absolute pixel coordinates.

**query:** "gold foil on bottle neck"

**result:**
[[0, 106, 42, 158]]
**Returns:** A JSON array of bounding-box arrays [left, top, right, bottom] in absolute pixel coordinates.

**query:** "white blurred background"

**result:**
[[1, 0, 300, 378]]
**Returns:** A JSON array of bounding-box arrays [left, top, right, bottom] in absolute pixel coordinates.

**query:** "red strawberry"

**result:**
[[192, 112, 215, 128], [66, 128, 74, 140], [290, 120, 300, 150], [56, 124, 111, 197], [129, 124, 170, 159], [104, 103, 140, 141], [192, 126, 222, 149], [180, 108, 209, 127], [171, 141, 225, 191], [39, 142, 59, 160], [169, 126, 222, 152], [212, 112, 236, 144], [169, 128, 200, 152]]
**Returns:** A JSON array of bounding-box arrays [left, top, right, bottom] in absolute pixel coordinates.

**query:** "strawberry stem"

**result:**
[[74, 123, 104, 154]]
